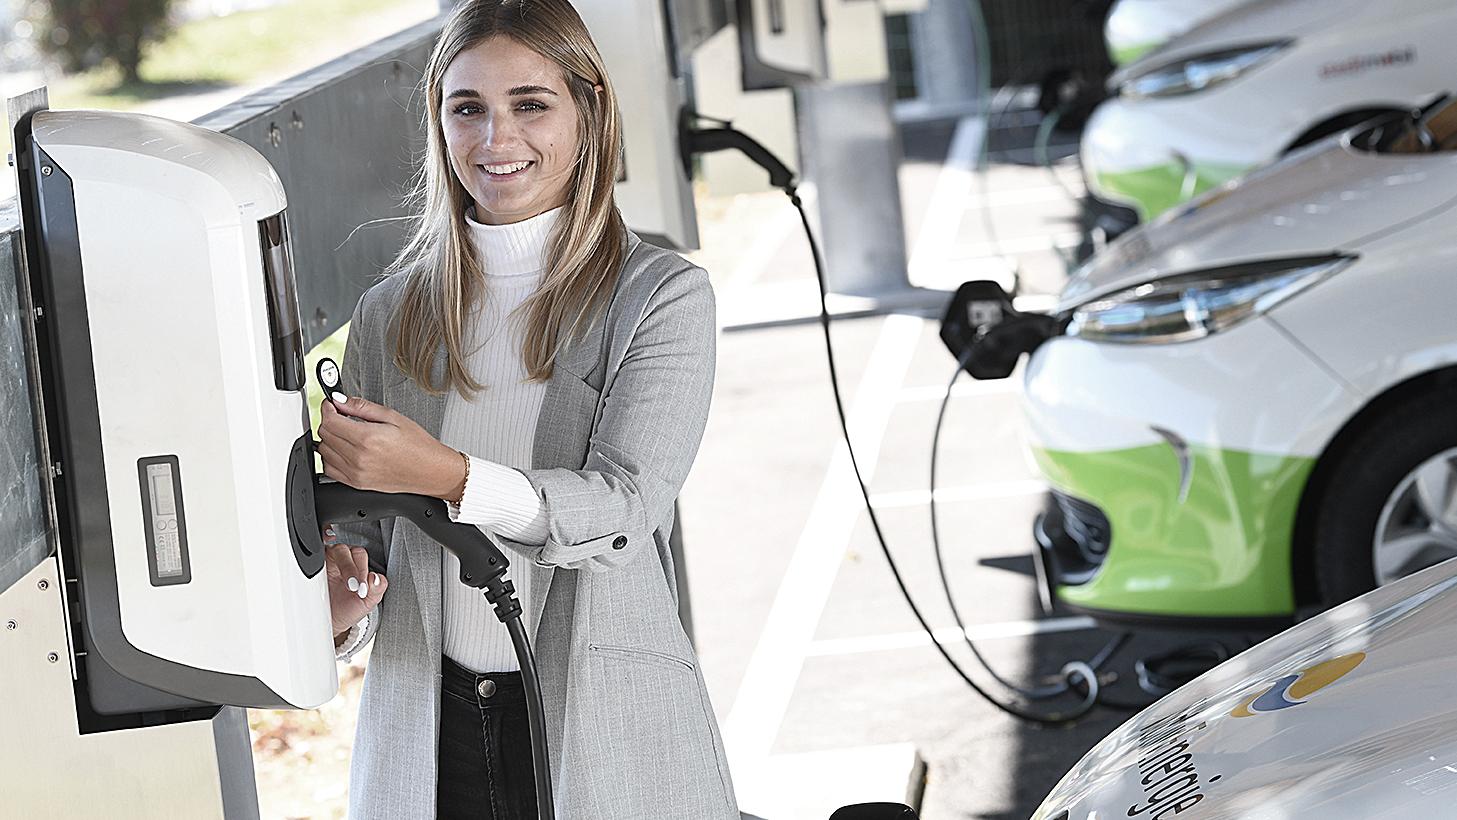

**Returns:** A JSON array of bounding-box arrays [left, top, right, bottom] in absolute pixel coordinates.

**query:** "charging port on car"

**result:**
[[940, 280, 1064, 380]]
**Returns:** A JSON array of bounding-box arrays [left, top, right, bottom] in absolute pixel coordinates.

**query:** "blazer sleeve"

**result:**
[[491, 264, 716, 572], [330, 285, 391, 659]]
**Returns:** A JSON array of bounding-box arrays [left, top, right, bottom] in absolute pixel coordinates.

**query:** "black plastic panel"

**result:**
[[259, 212, 306, 391], [137, 455, 192, 587]]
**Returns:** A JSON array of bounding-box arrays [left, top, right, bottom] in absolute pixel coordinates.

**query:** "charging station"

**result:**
[[4, 94, 552, 817], [14, 106, 338, 715], [0, 0, 933, 813], [2, 90, 328, 817]]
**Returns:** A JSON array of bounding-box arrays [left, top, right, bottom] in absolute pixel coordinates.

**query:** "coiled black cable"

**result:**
[[785, 182, 1103, 726], [929, 347, 1135, 704]]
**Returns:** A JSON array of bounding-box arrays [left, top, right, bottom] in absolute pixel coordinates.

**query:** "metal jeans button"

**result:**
[[477, 678, 497, 699]]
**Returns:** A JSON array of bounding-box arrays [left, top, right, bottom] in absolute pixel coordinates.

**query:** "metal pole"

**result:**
[[908, 0, 982, 119], [792, 79, 912, 297]]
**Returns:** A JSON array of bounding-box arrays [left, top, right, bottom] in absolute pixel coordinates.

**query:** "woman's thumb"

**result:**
[[334, 394, 388, 422]]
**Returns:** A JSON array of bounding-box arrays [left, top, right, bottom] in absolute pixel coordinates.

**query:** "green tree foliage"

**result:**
[[32, 0, 174, 83]]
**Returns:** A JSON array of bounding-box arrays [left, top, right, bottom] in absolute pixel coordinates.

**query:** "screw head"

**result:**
[[40, 165, 52, 176], [47, 652, 58, 663], [6, 620, 16, 631], [37, 579, 48, 590]]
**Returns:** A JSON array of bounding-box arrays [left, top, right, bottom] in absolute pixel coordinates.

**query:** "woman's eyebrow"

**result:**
[[444, 85, 559, 100]]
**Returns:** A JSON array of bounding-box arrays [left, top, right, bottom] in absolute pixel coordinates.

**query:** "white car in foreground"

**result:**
[[1084, 0, 1457, 220], [1031, 553, 1457, 819]]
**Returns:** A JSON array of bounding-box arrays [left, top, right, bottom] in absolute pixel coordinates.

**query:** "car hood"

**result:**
[[1058, 139, 1457, 312], [1111, 0, 1361, 87], [1032, 558, 1457, 820]]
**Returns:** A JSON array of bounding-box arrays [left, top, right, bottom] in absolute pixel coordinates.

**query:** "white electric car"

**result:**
[[1084, 0, 1457, 220], [1031, 553, 1457, 819], [1104, 0, 1253, 66], [1006, 100, 1457, 628]]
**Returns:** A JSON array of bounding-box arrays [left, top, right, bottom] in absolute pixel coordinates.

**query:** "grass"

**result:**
[[5, 0, 432, 156]]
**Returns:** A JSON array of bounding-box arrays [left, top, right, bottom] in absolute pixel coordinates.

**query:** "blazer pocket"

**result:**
[[587, 642, 696, 673], [555, 351, 604, 395]]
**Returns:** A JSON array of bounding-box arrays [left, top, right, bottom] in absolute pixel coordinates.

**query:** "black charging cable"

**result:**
[[685, 118, 1236, 721], [687, 119, 1109, 725], [311, 484, 554, 819], [931, 347, 1135, 705]]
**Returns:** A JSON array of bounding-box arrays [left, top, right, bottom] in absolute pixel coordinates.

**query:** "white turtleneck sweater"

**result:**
[[433, 205, 564, 673]]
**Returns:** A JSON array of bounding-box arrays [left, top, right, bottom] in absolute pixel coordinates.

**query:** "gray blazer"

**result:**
[[331, 228, 739, 819]]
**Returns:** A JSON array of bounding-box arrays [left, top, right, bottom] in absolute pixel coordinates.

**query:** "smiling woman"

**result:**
[[314, 1, 738, 819]]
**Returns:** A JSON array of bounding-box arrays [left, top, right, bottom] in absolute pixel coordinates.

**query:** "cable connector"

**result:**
[[679, 109, 796, 191]]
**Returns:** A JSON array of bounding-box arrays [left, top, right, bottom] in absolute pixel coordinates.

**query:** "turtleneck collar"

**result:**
[[465, 205, 563, 277]]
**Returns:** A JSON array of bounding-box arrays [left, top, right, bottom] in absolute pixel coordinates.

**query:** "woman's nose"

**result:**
[[481, 112, 519, 149]]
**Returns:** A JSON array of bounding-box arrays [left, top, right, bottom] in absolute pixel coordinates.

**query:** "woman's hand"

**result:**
[[317, 396, 464, 497], [324, 524, 388, 638]]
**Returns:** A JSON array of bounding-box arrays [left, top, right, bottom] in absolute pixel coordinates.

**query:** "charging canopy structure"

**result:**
[[738, 0, 830, 89], [578, 0, 704, 250]]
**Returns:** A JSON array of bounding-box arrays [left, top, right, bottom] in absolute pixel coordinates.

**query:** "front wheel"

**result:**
[[1314, 387, 1457, 606]]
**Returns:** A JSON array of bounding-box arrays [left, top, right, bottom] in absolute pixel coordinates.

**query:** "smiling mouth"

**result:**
[[479, 161, 535, 179]]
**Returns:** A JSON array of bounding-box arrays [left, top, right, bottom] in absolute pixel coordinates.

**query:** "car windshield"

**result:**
[[1349, 95, 1457, 154]]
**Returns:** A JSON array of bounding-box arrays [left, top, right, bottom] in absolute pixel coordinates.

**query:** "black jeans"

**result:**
[[437, 654, 540, 820]]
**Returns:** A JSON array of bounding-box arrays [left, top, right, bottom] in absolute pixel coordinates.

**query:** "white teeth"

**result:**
[[483, 161, 531, 175]]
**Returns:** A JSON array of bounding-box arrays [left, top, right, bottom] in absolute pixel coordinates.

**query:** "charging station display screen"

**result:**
[[138, 456, 191, 586], [258, 212, 306, 392]]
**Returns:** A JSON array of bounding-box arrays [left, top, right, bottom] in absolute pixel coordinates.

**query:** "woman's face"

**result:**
[[440, 36, 583, 225]]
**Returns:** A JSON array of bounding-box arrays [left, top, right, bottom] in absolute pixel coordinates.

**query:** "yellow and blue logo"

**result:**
[[1229, 652, 1366, 718]]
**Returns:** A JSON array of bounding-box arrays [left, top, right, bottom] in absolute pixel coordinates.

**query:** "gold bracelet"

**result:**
[[450, 449, 470, 505]]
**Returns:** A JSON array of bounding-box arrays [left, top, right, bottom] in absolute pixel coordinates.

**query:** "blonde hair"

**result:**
[[389, 0, 627, 396]]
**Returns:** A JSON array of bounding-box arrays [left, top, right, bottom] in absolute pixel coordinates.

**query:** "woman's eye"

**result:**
[[450, 101, 544, 116]]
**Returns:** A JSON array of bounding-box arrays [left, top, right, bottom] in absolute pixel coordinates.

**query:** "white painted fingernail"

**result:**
[[347, 577, 359, 593], [372, 574, 380, 587], [357, 583, 368, 599], [331, 392, 348, 404]]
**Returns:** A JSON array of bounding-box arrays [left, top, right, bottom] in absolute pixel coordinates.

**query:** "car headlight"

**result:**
[[1066, 254, 1354, 344], [1120, 40, 1292, 99]]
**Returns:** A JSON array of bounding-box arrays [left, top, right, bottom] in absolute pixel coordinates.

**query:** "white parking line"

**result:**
[[724, 312, 923, 815], [868, 479, 1048, 509], [907, 115, 985, 285], [807, 616, 1099, 657], [724, 115, 985, 817]]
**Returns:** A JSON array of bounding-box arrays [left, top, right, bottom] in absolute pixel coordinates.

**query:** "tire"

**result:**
[[1313, 385, 1457, 607]]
